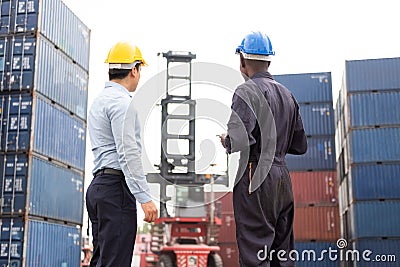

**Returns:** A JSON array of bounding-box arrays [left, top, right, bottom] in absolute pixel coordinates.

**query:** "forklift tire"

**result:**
[[157, 254, 174, 267], [207, 253, 223, 267]]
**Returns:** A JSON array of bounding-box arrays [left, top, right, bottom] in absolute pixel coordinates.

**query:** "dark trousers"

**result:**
[[86, 173, 137, 267], [233, 162, 295, 267]]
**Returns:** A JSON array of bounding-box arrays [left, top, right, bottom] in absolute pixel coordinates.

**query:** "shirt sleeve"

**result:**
[[107, 97, 151, 204], [287, 96, 308, 155], [225, 86, 257, 154]]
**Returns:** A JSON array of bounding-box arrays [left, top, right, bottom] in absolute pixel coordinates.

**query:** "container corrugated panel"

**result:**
[[348, 91, 400, 128], [29, 157, 83, 223], [205, 191, 233, 213], [38, 95, 86, 170], [334, 89, 342, 126], [0, 153, 84, 223], [294, 206, 340, 241], [299, 103, 335, 136], [0, 217, 81, 266], [350, 239, 400, 267], [341, 210, 351, 241], [286, 136, 336, 171], [347, 163, 400, 203], [0, 35, 88, 119], [345, 57, 400, 93], [0, 94, 86, 170], [274, 72, 332, 103], [348, 201, 400, 240], [217, 212, 236, 243], [26, 220, 81, 266], [218, 242, 239, 267], [338, 177, 349, 215], [0, 0, 90, 70], [349, 128, 400, 163], [291, 171, 338, 206], [334, 123, 343, 161], [294, 242, 340, 266], [337, 151, 346, 183]]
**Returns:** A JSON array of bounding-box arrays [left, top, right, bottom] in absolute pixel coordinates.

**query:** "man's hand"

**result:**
[[141, 201, 158, 223], [219, 133, 227, 148]]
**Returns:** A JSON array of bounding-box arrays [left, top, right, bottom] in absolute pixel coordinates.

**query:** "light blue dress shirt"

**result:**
[[88, 81, 151, 204]]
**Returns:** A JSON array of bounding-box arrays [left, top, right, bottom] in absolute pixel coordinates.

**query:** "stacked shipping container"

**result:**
[[336, 57, 400, 267], [275, 72, 340, 267], [0, 0, 90, 266], [206, 192, 239, 267]]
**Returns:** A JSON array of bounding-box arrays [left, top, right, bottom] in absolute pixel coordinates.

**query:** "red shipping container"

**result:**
[[290, 171, 338, 206], [218, 242, 239, 267], [218, 212, 236, 243], [294, 206, 340, 241], [205, 191, 233, 214]]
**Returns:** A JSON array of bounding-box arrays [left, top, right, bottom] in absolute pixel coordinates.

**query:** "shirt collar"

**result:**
[[105, 81, 132, 98], [250, 71, 274, 80]]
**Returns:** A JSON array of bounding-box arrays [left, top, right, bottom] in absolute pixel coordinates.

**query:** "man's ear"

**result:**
[[131, 67, 137, 77], [240, 54, 246, 68]]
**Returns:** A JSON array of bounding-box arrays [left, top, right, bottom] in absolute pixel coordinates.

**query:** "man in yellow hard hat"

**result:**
[[86, 42, 158, 267]]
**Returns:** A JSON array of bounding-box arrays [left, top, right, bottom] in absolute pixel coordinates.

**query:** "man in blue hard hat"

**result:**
[[220, 31, 307, 266]]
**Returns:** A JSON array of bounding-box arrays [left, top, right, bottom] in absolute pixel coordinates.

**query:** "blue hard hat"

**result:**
[[236, 31, 275, 56]]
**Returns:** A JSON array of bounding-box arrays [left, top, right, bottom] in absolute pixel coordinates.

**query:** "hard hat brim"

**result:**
[[236, 50, 273, 61], [108, 60, 147, 69]]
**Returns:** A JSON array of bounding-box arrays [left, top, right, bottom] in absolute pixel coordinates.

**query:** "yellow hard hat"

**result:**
[[105, 42, 147, 69]]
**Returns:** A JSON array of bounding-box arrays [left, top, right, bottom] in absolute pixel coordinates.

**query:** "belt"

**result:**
[[94, 168, 124, 178]]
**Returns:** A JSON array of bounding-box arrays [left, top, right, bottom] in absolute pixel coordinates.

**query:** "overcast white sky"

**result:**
[[61, 0, 400, 234]]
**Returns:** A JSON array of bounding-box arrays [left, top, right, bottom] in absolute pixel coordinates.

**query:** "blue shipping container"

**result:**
[[0, 153, 84, 223], [0, 35, 88, 119], [0, 94, 86, 170], [299, 103, 335, 136], [294, 242, 339, 266], [349, 127, 400, 163], [348, 163, 400, 203], [348, 91, 400, 128], [348, 201, 400, 240], [350, 239, 400, 267], [0, 0, 90, 70], [286, 136, 336, 171], [0, 217, 81, 266], [345, 57, 400, 93], [274, 72, 332, 103]]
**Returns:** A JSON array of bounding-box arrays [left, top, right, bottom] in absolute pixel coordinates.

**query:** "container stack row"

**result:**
[[274, 72, 340, 267], [0, 0, 90, 266], [206, 192, 239, 267], [336, 57, 400, 267]]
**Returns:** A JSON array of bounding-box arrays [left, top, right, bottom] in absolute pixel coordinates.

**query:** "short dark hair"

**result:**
[[108, 63, 140, 80]]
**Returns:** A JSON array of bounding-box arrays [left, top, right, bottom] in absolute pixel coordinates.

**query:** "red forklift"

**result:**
[[144, 51, 228, 267]]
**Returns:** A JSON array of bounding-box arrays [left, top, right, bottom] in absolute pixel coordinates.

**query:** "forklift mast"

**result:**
[[147, 51, 228, 218], [160, 51, 197, 182], [144, 51, 226, 267]]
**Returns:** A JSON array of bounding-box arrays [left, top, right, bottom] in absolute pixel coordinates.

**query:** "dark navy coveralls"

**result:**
[[225, 72, 307, 267]]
